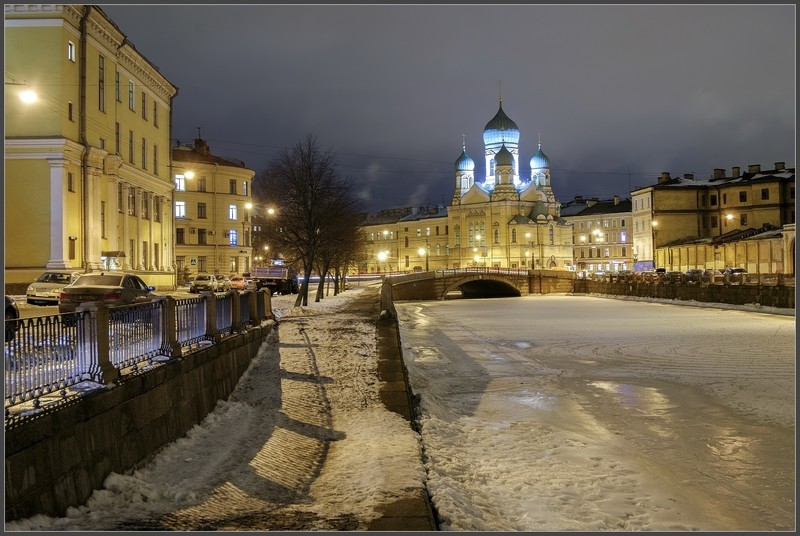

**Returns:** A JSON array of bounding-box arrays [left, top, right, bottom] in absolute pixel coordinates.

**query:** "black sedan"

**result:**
[[58, 273, 156, 314]]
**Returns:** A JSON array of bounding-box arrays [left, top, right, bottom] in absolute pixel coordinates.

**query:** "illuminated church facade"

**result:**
[[361, 99, 574, 273]]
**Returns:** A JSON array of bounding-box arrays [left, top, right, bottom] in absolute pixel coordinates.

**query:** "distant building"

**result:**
[[631, 163, 795, 273], [171, 138, 255, 279], [561, 196, 633, 275], [361, 98, 574, 273], [4, 5, 178, 290]]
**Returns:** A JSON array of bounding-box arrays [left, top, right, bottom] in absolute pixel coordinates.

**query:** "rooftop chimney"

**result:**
[[194, 138, 210, 156], [683, 173, 694, 180], [613, 195, 620, 205], [748, 164, 761, 174], [731, 166, 740, 178], [713, 168, 725, 179], [775, 162, 785, 170], [658, 172, 671, 184]]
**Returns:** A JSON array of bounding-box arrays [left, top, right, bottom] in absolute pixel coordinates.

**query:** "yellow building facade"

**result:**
[[5, 5, 178, 290], [361, 100, 574, 273], [632, 163, 795, 273], [171, 138, 255, 280], [562, 196, 634, 275]]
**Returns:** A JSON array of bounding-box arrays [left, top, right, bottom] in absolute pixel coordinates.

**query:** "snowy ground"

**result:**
[[5, 285, 426, 531], [5, 289, 795, 532], [396, 294, 795, 531]]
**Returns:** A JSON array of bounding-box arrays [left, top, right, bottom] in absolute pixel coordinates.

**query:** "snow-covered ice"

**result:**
[[396, 294, 795, 531]]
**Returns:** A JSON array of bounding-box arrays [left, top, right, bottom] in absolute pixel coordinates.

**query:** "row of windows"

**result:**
[[175, 228, 248, 246], [174, 202, 249, 221], [700, 189, 776, 207], [112, 123, 159, 174], [577, 246, 628, 259], [175, 175, 249, 195], [67, 42, 163, 176], [114, 184, 163, 222], [576, 219, 626, 229]]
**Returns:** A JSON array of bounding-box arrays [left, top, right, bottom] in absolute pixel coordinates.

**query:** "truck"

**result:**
[[249, 263, 299, 295]]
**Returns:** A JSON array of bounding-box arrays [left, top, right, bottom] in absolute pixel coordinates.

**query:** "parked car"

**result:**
[[684, 268, 704, 283], [229, 275, 248, 291], [214, 274, 232, 292], [58, 272, 156, 314], [26, 270, 82, 305], [190, 274, 218, 293], [724, 267, 748, 275], [5, 295, 20, 342]]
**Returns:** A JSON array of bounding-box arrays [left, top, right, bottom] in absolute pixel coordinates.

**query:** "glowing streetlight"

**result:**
[[184, 170, 195, 179], [18, 89, 37, 103]]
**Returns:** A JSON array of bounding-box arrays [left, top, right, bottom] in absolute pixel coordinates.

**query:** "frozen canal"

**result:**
[[396, 295, 795, 531]]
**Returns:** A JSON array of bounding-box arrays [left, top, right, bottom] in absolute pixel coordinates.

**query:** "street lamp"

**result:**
[[418, 238, 430, 272], [651, 220, 658, 269], [6, 81, 37, 103], [376, 250, 389, 273]]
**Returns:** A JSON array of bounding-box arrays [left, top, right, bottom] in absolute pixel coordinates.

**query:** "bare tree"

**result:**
[[313, 203, 364, 301], [260, 135, 362, 306]]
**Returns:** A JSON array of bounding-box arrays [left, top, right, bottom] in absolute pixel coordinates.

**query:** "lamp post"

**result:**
[[417, 237, 429, 272], [651, 220, 658, 270], [376, 250, 389, 274], [592, 229, 604, 274]]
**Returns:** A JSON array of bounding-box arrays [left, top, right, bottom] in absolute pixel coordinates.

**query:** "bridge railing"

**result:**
[[387, 267, 532, 283], [3, 290, 272, 423]]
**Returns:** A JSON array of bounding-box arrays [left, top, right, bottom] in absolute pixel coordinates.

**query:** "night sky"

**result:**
[[100, 3, 796, 212]]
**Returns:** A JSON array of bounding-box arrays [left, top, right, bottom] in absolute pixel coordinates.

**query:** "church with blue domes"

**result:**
[[362, 97, 575, 273]]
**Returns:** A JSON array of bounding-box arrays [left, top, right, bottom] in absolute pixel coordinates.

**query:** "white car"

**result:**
[[26, 271, 83, 305]]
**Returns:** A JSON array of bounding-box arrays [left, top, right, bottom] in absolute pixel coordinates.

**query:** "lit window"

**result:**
[[229, 204, 238, 220], [175, 175, 186, 191], [175, 201, 186, 218], [68, 41, 75, 62], [229, 230, 238, 245], [620, 231, 627, 242]]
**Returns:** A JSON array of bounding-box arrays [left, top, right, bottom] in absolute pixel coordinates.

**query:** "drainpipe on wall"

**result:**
[[79, 6, 91, 272], [169, 90, 178, 290]]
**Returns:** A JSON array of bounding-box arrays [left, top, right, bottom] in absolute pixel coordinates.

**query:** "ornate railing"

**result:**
[[3, 290, 272, 423]]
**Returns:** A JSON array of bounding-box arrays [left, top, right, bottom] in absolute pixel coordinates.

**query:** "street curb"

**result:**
[[375, 314, 438, 531]]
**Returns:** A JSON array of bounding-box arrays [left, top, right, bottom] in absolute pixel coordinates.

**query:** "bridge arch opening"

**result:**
[[445, 279, 521, 300]]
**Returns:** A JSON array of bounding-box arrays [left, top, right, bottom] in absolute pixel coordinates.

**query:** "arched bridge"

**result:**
[[384, 268, 575, 301]]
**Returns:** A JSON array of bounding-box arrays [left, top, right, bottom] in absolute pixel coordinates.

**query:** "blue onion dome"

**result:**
[[483, 102, 520, 146], [495, 143, 514, 167], [454, 144, 475, 172], [530, 143, 550, 169]]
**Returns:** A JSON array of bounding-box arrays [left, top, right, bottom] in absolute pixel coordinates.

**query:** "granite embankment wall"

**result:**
[[5, 323, 274, 521], [573, 279, 794, 309]]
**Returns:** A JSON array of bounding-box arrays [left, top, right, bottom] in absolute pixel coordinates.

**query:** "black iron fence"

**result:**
[[3, 290, 272, 424]]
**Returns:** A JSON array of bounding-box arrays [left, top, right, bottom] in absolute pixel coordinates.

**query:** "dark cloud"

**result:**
[[101, 4, 796, 211]]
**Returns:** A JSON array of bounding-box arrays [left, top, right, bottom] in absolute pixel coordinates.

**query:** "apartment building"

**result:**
[[4, 5, 178, 290], [561, 196, 633, 275], [171, 138, 255, 280], [632, 163, 795, 273]]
